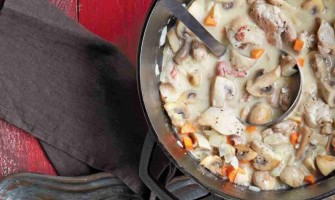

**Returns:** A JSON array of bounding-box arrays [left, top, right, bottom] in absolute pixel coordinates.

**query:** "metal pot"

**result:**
[[137, 0, 335, 199]]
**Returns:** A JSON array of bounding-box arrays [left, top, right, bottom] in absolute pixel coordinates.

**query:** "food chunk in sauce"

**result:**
[[159, 0, 335, 191]]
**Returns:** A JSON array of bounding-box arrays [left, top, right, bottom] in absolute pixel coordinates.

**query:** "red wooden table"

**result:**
[[0, 0, 152, 179]]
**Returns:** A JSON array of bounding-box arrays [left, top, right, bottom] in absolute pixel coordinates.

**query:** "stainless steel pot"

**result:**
[[137, 0, 335, 199]]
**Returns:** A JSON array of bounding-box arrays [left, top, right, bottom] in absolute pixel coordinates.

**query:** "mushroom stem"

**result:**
[[173, 35, 192, 65], [296, 126, 312, 159]]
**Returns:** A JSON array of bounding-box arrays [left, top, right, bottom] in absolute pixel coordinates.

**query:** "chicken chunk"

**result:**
[[226, 16, 266, 49], [303, 97, 332, 128], [198, 107, 245, 136], [250, 0, 297, 48], [316, 17, 335, 55]]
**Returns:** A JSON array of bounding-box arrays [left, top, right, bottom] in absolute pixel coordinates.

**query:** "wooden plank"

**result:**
[[0, 0, 79, 180], [78, 0, 152, 66]]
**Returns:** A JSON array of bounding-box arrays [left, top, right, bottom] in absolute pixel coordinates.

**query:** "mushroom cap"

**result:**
[[248, 103, 273, 125], [190, 132, 212, 151], [316, 155, 335, 176], [230, 49, 257, 70], [250, 140, 280, 171], [211, 76, 237, 108], [164, 102, 190, 127], [246, 66, 281, 97], [235, 145, 258, 161], [200, 155, 223, 174], [253, 171, 277, 190]]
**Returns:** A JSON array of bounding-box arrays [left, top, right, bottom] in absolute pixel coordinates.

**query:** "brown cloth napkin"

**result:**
[[0, 0, 148, 194]]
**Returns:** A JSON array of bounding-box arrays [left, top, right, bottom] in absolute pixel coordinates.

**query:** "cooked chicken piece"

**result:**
[[310, 53, 335, 107], [250, 0, 297, 48], [316, 17, 335, 55], [198, 107, 245, 136], [226, 16, 266, 49], [280, 166, 304, 187], [272, 120, 298, 136], [253, 171, 276, 190], [230, 50, 257, 71], [303, 97, 332, 128]]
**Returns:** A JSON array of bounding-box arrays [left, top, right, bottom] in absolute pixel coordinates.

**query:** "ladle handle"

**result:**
[[159, 0, 227, 57]]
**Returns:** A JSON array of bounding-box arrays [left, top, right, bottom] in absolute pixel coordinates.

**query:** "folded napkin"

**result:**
[[0, 0, 148, 194]]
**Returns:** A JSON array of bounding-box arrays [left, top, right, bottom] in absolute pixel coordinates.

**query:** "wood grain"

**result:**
[[78, 0, 152, 66]]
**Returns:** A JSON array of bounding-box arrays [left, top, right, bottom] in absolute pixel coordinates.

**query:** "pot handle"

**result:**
[[139, 130, 220, 200]]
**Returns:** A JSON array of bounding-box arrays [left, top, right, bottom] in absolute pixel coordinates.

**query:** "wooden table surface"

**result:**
[[0, 0, 152, 179]]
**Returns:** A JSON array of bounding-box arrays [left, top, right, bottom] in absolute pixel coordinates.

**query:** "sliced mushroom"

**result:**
[[248, 103, 273, 125], [316, 17, 335, 55], [301, 0, 325, 14], [240, 106, 250, 122], [200, 155, 223, 174], [321, 123, 333, 135], [296, 126, 313, 159], [304, 157, 317, 173], [280, 55, 297, 77], [164, 102, 190, 127], [211, 76, 237, 107], [235, 145, 258, 161], [167, 27, 182, 53], [280, 166, 304, 188], [272, 120, 298, 136], [253, 171, 276, 190], [230, 49, 257, 70], [190, 133, 212, 151], [173, 34, 192, 65], [303, 97, 332, 128], [250, 140, 280, 171], [178, 90, 197, 104], [316, 155, 335, 176], [198, 107, 245, 136], [279, 87, 292, 111], [271, 159, 287, 177], [222, 1, 234, 9], [246, 66, 281, 97], [191, 40, 208, 62]]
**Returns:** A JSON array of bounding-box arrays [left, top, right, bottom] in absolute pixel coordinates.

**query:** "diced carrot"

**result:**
[[290, 132, 299, 146], [250, 49, 265, 59], [239, 160, 250, 165], [180, 123, 197, 134], [226, 135, 234, 145], [304, 175, 316, 184], [182, 136, 194, 151], [293, 39, 304, 52], [204, 6, 217, 26], [297, 58, 305, 68], [246, 126, 257, 134], [227, 167, 237, 182]]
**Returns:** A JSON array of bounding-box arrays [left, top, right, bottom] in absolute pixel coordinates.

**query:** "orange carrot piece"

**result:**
[[226, 136, 234, 145], [246, 126, 257, 134], [304, 175, 316, 184], [297, 58, 305, 68], [182, 136, 194, 151], [180, 123, 197, 134], [293, 39, 304, 52], [251, 49, 265, 59], [237, 167, 246, 175], [290, 132, 299, 146], [204, 6, 217, 26], [204, 16, 217, 26], [227, 167, 237, 182]]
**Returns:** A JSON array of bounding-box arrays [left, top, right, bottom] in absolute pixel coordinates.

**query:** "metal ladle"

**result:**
[[159, 0, 303, 126]]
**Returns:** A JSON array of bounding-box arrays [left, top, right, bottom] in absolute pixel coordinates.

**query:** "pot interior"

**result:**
[[137, 1, 335, 199]]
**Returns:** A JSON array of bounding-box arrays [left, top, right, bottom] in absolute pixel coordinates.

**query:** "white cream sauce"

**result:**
[[160, 0, 335, 191]]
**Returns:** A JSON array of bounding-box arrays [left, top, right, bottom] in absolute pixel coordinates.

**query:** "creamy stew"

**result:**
[[159, 0, 335, 191]]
